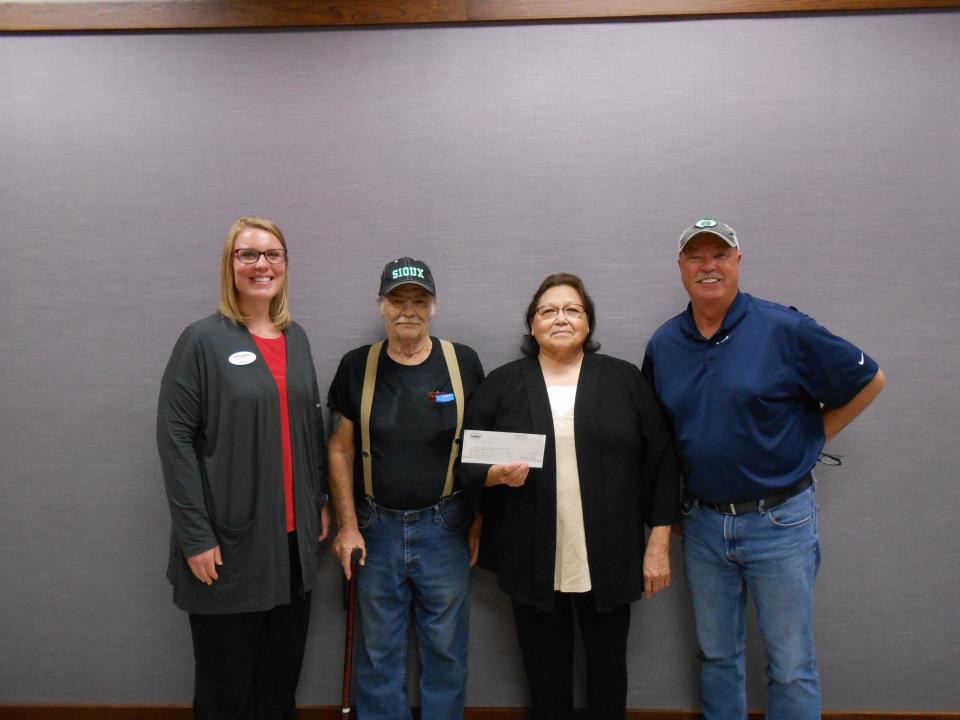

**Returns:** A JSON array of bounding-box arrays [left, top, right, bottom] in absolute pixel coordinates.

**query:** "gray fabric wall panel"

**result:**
[[1, 12, 959, 709]]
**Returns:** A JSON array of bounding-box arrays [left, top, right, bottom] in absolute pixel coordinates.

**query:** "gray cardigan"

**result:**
[[157, 313, 327, 614]]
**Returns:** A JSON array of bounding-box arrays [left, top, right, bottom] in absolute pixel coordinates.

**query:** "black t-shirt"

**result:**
[[327, 338, 485, 510]]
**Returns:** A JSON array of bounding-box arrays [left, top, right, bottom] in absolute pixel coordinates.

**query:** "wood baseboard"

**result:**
[[1, 707, 957, 719]]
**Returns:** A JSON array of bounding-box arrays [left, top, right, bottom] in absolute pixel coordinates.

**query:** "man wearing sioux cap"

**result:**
[[643, 219, 885, 719], [327, 257, 485, 720]]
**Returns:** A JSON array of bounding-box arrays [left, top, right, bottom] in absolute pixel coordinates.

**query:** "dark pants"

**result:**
[[512, 591, 631, 720], [189, 532, 311, 720]]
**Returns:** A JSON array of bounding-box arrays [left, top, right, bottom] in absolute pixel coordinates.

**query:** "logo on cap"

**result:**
[[695, 218, 718, 229], [391, 266, 426, 280]]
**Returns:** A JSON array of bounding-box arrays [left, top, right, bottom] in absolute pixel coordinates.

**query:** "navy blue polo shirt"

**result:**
[[643, 292, 879, 503]]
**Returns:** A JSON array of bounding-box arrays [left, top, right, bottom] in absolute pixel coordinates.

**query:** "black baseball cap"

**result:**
[[378, 257, 436, 296]]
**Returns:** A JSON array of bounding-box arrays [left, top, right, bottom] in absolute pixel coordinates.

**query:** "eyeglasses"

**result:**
[[234, 248, 287, 265], [535, 304, 586, 321]]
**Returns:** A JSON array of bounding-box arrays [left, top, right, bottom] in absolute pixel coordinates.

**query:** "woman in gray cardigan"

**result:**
[[462, 272, 681, 720], [157, 217, 329, 719]]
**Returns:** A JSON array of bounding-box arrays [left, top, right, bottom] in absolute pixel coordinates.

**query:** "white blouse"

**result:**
[[547, 385, 591, 593]]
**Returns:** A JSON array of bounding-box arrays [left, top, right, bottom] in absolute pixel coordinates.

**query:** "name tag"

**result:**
[[228, 351, 257, 366], [429, 392, 456, 404]]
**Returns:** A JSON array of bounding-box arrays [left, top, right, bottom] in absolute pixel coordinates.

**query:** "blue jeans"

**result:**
[[354, 492, 472, 720], [682, 485, 822, 720]]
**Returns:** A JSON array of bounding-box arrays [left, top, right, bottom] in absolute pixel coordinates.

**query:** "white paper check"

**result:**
[[460, 429, 547, 469]]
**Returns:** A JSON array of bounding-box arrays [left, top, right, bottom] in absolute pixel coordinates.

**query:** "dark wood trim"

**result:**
[[1, 707, 958, 719], [466, 0, 960, 21], [0, 0, 468, 32], [1, 0, 959, 32]]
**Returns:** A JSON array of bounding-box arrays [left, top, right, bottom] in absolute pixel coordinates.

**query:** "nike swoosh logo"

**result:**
[[858, 353, 864, 366]]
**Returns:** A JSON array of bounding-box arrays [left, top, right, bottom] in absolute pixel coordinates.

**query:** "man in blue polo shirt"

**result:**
[[643, 219, 885, 720]]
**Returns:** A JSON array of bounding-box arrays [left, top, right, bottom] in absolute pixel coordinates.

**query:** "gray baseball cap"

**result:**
[[677, 218, 740, 255]]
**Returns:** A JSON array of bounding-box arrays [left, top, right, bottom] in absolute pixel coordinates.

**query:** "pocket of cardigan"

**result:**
[[210, 517, 255, 588], [204, 465, 258, 533]]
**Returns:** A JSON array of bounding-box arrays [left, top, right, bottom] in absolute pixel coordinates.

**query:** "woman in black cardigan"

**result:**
[[461, 273, 681, 720]]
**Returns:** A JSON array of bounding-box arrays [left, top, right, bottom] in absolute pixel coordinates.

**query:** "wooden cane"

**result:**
[[340, 549, 361, 716]]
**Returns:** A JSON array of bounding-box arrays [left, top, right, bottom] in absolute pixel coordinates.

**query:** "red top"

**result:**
[[252, 334, 296, 532]]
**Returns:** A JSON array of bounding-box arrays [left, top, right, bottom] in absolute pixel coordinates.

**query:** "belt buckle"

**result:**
[[727, 503, 738, 516]]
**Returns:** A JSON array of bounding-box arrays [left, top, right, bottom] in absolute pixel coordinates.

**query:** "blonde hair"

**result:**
[[218, 217, 292, 330]]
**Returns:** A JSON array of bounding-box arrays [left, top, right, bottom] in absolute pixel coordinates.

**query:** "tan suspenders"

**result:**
[[359, 339, 464, 501], [358, 341, 383, 499], [439, 340, 465, 497]]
